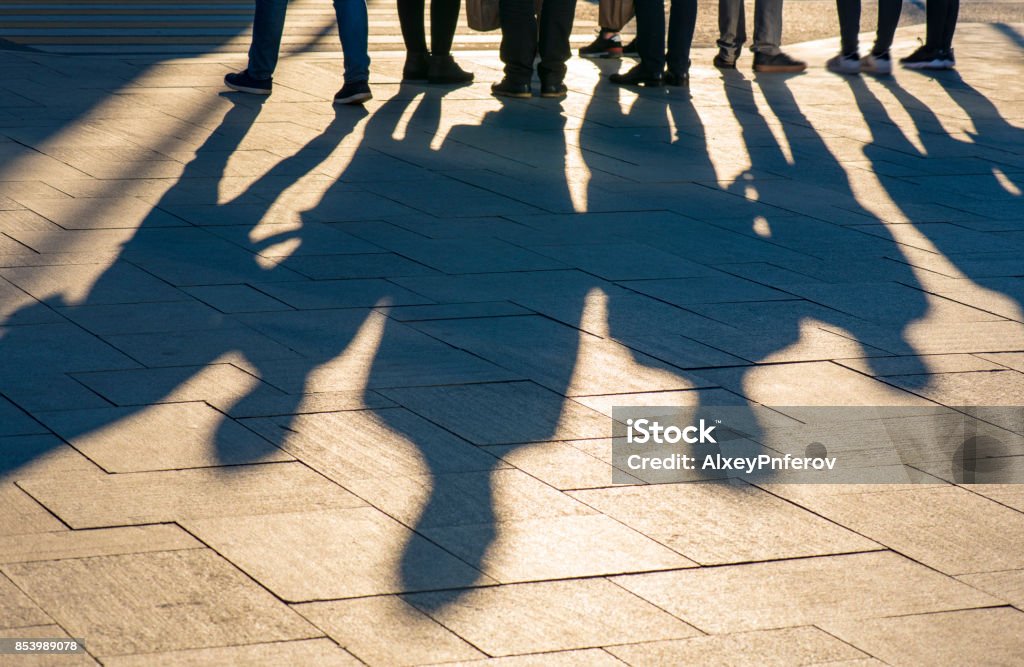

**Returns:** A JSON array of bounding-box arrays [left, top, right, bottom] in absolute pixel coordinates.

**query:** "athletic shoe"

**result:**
[[861, 50, 892, 74], [713, 53, 737, 69], [491, 78, 531, 98], [428, 54, 474, 84], [334, 80, 372, 105], [622, 38, 638, 57], [826, 52, 861, 74], [900, 45, 954, 69], [224, 70, 272, 95], [752, 51, 807, 73], [579, 32, 623, 58]]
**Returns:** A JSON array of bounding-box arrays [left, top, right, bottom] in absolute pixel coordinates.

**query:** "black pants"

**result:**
[[499, 0, 577, 84], [925, 0, 958, 49], [835, 0, 901, 55], [635, 0, 697, 74], [397, 0, 460, 56]]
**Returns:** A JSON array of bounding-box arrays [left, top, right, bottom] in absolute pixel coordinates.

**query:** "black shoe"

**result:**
[[540, 81, 568, 98], [579, 31, 623, 58], [224, 69, 272, 95], [403, 50, 431, 80], [900, 44, 955, 69], [334, 80, 372, 105], [491, 78, 531, 98], [428, 54, 474, 84], [752, 51, 807, 73], [609, 65, 663, 87], [713, 54, 737, 69], [664, 69, 689, 86], [621, 38, 639, 57]]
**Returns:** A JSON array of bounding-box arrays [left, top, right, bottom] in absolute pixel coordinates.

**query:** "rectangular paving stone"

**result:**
[[1, 550, 321, 656], [103, 327, 303, 367], [102, 639, 360, 667], [19, 197, 186, 230], [836, 353, 1005, 376], [36, 402, 291, 473], [0, 573, 50, 630], [0, 262, 185, 305], [71, 362, 278, 408], [611, 551, 1000, 634], [295, 596, 485, 667], [57, 301, 232, 336], [1, 372, 112, 413], [823, 608, 1024, 667], [345, 467, 595, 529], [528, 243, 720, 281], [957, 569, 1024, 608], [0, 525, 200, 564], [423, 514, 696, 583], [486, 439, 642, 490], [0, 396, 45, 436], [768, 485, 1024, 575], [17, 463, 364, 528], [183, 284, 295, 313], [251, 278, 432, 310], [0, 484, 65, 537], [620, 275, 794, 305], [605, 627, 869, 667], [0, 434, 98, 482], [241, 408, 498, 485], [0, 322, 141, 379], [571, 482, 877, 565], [405, 578, 700, 656], [183, 507, 490, 601], [434, 648, 628, 667], [412, 315, 706, 396], [381, 381, 610, 445]]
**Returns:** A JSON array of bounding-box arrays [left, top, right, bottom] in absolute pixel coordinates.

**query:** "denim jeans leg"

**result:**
[[334, 0, 371, 82], [248, 0, 289, 79], [751, 0, 783, 54]]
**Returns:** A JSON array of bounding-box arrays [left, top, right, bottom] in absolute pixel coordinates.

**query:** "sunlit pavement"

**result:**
[[1, 21, 1024, 665]]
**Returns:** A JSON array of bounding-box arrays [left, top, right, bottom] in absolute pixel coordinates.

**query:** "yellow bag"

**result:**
[[598, 0, 634, 31]]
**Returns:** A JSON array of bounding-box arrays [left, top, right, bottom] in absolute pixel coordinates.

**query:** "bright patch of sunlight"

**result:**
[[993, 167, 1022, 196], [304, 300, 392, 406], [752, 216, 771, 237], [565, 123, 590, 212], [392, 92, 423, 142]]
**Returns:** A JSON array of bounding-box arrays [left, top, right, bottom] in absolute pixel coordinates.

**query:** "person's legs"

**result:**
[[666, 0, 698, 74], [835, 0, 861, 55], [397, 0, 428, 54], [716, 0, 746, 61], [872, 0, 902, 53], [431, 0, 461, 55], [538, 0, 578, 83], [941, 0, 959, 50], [334, 0, 370, 82], [247, 0, 289, 79], [925, 0, 948, 48], [633, 0, 667, 74], [751, 0, 782, 55], [499, 0, 538, 84]]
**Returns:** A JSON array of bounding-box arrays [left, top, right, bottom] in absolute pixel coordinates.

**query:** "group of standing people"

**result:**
[[223, 0, 961, 102]]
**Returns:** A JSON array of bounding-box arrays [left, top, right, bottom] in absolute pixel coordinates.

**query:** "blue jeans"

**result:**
[[247, 0, 370, 83]]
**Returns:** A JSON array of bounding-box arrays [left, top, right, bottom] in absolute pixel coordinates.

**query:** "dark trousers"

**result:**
[[925, 0, 958, 49], [634, 0, 697, 74], [836, 0, 902, 55], [499, 0, 578, 84], [716, 0, 782, 57], [397, 0, 461, 56]]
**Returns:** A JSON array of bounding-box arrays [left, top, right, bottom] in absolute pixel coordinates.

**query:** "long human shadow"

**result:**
[[848, 70, 1022, 298], [0, 95, 373, 474]]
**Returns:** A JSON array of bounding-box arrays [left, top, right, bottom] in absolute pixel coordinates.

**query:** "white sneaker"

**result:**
[[827, 53, 861, 75], [861, 52, 892, 75]]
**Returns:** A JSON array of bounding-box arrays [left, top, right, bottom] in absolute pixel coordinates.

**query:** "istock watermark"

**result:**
[[611, 405, 1024, 485]]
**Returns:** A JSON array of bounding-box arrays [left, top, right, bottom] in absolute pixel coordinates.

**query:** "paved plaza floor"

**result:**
[[0, 17, 1023, 666]]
